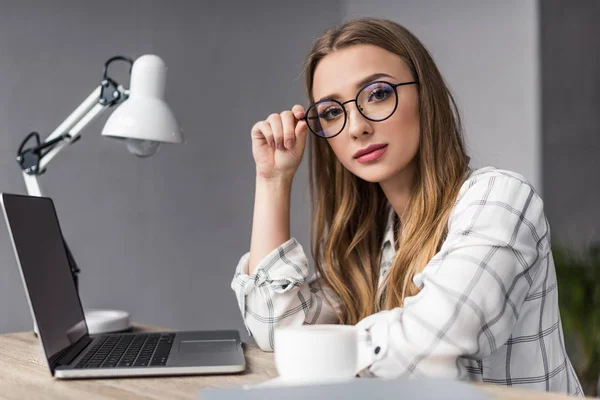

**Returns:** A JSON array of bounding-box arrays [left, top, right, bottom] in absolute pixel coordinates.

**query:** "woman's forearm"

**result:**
[[247, 175, 293, 274]]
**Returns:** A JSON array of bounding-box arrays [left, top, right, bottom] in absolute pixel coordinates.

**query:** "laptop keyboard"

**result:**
[[75, 333, 175, 369]]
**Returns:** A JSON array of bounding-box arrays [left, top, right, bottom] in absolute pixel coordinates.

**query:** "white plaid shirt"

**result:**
[[231, 167, 582, 395]]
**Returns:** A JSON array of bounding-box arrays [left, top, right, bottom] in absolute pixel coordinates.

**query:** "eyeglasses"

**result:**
[[302, 80, 419, 139]]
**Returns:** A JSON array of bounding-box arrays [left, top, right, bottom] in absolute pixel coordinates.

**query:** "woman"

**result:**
[[231, 18, 581, 395]]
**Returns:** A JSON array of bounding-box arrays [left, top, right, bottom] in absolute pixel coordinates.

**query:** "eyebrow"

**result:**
[[316, 73, 396, 102]]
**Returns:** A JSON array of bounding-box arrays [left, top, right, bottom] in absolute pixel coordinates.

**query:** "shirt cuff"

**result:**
[[230, 237, 307, 334], [355, 308, 403, 377]]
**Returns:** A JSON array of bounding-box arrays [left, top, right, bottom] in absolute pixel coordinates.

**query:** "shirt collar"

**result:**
[[382, 205, 396, 249], [380, 166, 474, 250]]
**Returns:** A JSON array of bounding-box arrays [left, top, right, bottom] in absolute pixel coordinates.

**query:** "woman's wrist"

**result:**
[[256, 173, 294, 189]]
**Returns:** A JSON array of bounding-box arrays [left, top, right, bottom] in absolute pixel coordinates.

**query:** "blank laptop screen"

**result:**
[[1, 194, 87, 365]]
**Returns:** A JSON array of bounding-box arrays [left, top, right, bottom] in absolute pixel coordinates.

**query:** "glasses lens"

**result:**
[[357, 82, 397, 121], [306, 100, 345, 138]]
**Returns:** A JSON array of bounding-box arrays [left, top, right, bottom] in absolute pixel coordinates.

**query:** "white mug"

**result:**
[[274, 324, 370, 383]]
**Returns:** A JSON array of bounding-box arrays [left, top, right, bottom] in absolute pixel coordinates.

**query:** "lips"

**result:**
[[353, 144, 388, 159]]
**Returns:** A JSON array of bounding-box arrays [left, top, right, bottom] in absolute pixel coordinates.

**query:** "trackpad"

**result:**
[[178, 340, 236, 354]]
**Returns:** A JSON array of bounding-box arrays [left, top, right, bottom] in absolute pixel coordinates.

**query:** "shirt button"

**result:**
[[374, 346, 381, 355]]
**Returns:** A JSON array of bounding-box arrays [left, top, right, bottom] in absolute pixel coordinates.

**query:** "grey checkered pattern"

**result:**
[[231, 167, 582, 396]]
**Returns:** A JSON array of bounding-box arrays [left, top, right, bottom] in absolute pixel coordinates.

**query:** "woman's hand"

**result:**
[[251, 104, 309, 181]]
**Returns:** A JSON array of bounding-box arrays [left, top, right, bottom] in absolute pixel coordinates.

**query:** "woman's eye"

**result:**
[[368, 87, 392, 102], [319, 107, 343, 120]]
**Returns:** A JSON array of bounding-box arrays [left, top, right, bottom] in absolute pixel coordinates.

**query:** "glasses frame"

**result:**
[[302, 80, 419, 139]]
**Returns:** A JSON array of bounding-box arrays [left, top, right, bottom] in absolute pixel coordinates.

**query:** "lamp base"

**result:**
[[85, 309, 131, 335], [33, 309, 131, 337]]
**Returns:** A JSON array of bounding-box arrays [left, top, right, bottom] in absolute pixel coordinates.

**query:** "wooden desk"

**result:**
[[0, 324, 585, 400]]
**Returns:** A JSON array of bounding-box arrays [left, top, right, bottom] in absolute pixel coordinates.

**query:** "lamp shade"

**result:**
[[102, 54, 183, 146]]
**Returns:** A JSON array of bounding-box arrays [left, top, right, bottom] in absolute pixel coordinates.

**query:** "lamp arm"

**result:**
[[16, 55, 134, 187], [43, 86, 103, 147], [16, 84, 130, 197], [17, 86, 110, 197], [38, 97, 108, 171], [21, 98, 108, 196]]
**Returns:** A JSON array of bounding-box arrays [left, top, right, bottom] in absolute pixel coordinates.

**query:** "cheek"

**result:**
[[327, 139, 357, 172], [327, 140, 347, 162], [387, 103, 420, 143], [394, 101, 419, 130]]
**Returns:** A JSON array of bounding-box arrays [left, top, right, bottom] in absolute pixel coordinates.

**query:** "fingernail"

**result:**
[[285, 139, 294, 149]]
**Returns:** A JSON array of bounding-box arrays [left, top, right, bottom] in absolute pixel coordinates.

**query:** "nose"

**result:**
[[345, 101, 373, 140]]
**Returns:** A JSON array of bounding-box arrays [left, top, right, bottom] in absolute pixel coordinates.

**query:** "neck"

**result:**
[[379, 159, 417, 221]]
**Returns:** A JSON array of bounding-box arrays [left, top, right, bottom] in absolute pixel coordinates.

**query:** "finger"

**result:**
[[281, 111, 296, 149], [267, 113, 285, 150], [295, 118, 309, 149], [291, 104, 306, 120], [252, 120, 274, 148]]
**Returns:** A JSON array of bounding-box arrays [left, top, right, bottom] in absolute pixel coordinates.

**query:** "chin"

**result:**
[[351, 168, 396, 184], [349, 159, 414, 184]]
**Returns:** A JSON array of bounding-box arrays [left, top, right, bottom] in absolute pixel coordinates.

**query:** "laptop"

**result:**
[[0, 192, 246, 379]]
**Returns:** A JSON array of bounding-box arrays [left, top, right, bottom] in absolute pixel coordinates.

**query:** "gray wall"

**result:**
[[344, 0, 542, 192], [541, 0, 600, 248], [0, 0, 343, 336]]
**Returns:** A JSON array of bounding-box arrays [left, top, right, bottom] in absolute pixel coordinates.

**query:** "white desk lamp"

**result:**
[[15, 54, 183, 335]]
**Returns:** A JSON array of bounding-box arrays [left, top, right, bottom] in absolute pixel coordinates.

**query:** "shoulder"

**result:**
[[455, 166, 542, 208], [448, 166, 548, 243]]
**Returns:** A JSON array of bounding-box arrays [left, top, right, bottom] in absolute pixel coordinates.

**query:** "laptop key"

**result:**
[[103, 361, 118, 368], [150, 357, 168, 366]]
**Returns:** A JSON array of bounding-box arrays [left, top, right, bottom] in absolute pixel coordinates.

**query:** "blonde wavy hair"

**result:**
[[305, 18, 469, 325]]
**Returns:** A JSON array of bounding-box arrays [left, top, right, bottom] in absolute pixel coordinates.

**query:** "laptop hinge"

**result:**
[[55, 335, 93, 368]]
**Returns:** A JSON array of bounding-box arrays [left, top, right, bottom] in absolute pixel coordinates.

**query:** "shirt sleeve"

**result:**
[[231, 237, 340, 351], [356, 172, 547, 378]]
